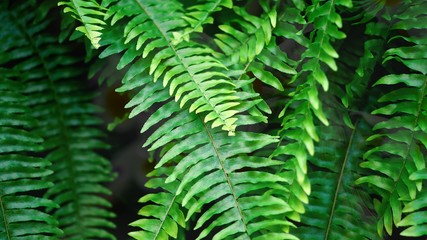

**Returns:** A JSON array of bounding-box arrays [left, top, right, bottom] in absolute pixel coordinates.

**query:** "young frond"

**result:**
[[213, 2, 293, 91]]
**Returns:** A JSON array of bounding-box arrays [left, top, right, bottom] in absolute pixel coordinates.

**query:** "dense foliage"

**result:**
[[0, 0, 426, 239]]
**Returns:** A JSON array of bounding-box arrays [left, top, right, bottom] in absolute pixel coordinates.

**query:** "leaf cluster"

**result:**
[[0, 0, 426, 239]]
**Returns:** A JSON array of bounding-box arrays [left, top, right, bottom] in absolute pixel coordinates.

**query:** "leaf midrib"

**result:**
[[388, 77, 427, 197], [14, 12, 84, 235], [133, 0, 237, 132], [152, 192, 178, 239], [202, 119, 251, 239], [0, 195, 11, 240], [324, 123, 357, 240]]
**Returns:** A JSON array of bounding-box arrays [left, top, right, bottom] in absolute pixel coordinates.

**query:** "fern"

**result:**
[[178, 0, 233, 43], [58, 0, 106, 48], [98, 17, 295, 238], [398, 190, 427, 237], [294, 105, 379, 239], [0, 1, 116, 239], [356, 0, 427, 237], [1, 0, 426, 239], [0, 69, 63, 239], [213, 1, 292, 91], [102, 0, 244, 135]]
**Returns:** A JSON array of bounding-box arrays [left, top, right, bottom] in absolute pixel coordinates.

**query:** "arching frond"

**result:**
[[278, 0, 351, 136], [132, 98, 296, 239], [0, 69, 63, 239], [340, 20, 389, 110], [0, 2, 116, 239], [102, 0, 242, 135], [272, 1, 353, 223], [358, 72, 427, 236], [98, 13, 297, 238], [356, 0, 427, 237]]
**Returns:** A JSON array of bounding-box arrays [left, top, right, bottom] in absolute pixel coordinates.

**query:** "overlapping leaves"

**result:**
[[102, 0, 243, 135], [101, 32, 296, 239], [214, 1, 294, 91], [0, 69, 62, 239], [129, 91, 296, 239], [58, 0, 106, 48], [356, 0, 427, 237], [294, 109, 378, 239], [177, 0, 233, 43], [96, 2, 299, 237], [0, 1, 116, 239]]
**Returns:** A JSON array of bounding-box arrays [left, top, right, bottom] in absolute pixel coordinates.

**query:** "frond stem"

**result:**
[[0, 196, 11, 240], [324, 122, 358, 239], [315, 0, 335, 64], [153, 194, 178, 239], [202, 118, 251, 238], [389, 77, 427, 194], [134, 0, 235, 131], [238, 61, 253, 81], [13, 12, 83, 232]]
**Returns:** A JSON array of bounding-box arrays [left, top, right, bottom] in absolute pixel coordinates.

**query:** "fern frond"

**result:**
[[215, 3, 276, 63], [0, 70, 62, 239], [294, 112, 378, 239], [212, 1, 294, 92], [129, 165, 186, 239], [357, 73, 427, 236], [356, 1, 427, 236], [279, 0, 351, 130], [58, 0, 106, 48], [102, 0, 243, 135], [142, 107, 294, 240], [164, 129, 286, 239], [117, 58, 293, 240], [0, 2, 116, 238], [350, 0, 385, 23], [98, 16, 297, 237], [271, 1, 353, 222]]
